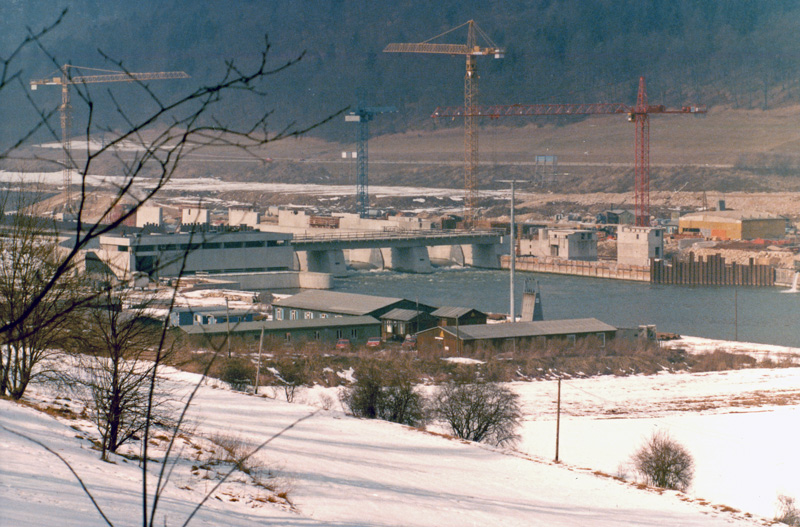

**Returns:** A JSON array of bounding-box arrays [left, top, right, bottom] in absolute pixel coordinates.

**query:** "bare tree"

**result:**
[[433, 381, 521, 446], [65, 278, 168, 460], [631, 429, 694, 491], [0, 185, 83, 399], [341, 360, 425, 427]]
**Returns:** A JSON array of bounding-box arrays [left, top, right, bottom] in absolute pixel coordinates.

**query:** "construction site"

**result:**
[[8, 20, 798, 293]]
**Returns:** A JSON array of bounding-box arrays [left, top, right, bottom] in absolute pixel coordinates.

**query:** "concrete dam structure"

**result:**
[[290, 230, 504, 276]]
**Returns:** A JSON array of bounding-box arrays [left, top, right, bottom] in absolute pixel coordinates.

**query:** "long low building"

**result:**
[[273, 290, 435, 321], [678, 211, 787, 240], [416, 318, 618, 355], [180, 315, 381, 346]]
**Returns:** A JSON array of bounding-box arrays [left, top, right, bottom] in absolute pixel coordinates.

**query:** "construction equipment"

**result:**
[[385, 20, 504, 226], [432, 76, 706, 226], [30, 65, 189, 212], [344, 93, 396, 217]]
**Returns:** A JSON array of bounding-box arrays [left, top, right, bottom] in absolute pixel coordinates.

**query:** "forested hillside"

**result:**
[[4, 0, 800, 147]]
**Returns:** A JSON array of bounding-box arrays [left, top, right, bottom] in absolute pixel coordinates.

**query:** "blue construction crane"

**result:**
[[344, 95, 396, 217]]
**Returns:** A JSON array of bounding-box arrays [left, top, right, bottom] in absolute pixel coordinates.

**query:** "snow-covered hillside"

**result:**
[[1, 361, 783, 527]]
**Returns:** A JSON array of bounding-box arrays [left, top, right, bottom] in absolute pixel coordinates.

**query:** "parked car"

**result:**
[[366, 337, 382, 347], [335, 338, 350, 349], [401, 335, 417, 350]]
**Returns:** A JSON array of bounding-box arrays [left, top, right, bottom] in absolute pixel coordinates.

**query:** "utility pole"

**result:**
[[499, 180, 519, 322], [254, 320, 265, 395], [225, 297, 231, 358], [555, 376, 562, 463], [734, 287, 739, 341]]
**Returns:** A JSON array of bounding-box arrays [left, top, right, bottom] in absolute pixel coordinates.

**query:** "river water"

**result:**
[[334, 268, 799, 348]]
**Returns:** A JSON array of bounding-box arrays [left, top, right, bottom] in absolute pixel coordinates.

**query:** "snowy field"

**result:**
[[0, 169, 501, 202], [4, 339, 800, 525]]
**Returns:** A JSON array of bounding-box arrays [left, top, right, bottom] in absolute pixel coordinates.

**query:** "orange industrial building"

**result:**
[[678, 211, 786, 240]]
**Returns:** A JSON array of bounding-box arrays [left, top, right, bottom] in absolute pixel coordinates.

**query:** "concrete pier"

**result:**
[[294, 249, 348, 277], [462, 243, 501, 269], [380, 246, 434, 273], [428, 245, 465, 266], [345, 248, 384, 269]]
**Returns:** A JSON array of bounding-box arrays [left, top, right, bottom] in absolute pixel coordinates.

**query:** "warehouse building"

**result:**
[[180, 315, 381, 346], [416, 318, 617, 355], [273, 290, 435, 321], [678, 211, 787, 240]]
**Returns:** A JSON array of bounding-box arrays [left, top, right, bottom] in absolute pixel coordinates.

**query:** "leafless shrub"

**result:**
[[631, 430, 694, 491], [688, 350, 757, 372], [776, 494, 800, 526], [220, 356, 256, 391], [340, 359, 425, 427], [433, 380, 521, 446], [271, 354, 309, 402]]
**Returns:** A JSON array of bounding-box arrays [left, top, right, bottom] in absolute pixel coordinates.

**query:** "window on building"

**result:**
[[313, 330, 321, 341], [351, 328, 358, 339], [304, 312, 313, 319], [320, 313, 328, 319], [290, 310, 297, 320], [567, 334, 576, 344], [284, 332, 291, 343], [385, 321, 393, 333], [336, 329, 344, 339], [275, 309, 283, 321], [596, 333, 606, 347]]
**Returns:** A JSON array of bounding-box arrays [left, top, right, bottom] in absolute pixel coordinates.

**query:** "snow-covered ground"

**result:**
[[0, 169, 505, 202], [4, 346, 799, 526]]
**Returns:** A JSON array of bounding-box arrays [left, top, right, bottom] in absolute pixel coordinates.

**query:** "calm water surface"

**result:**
[[334, 268, 799, 347]]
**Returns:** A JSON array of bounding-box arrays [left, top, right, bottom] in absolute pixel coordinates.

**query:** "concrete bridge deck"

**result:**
[[290, 229, 502, 250], [290, 229, 504, 275]]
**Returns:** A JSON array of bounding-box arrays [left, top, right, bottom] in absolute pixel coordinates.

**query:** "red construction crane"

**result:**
[[385, 20, 504, 225], [31, 65, 190, 212], [432, 76, 706, 226]]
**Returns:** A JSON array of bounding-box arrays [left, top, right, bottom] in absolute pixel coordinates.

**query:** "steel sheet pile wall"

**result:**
[[651, 253, 774, 286]]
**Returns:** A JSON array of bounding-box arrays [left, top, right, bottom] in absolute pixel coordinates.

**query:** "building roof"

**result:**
[[680, 211, 784, 223], [380, 308, 429, 322], [428, 318, 616, 341], [180, 315, 380, 336], [273, 290, 405, 316], [431, 306, 482, 319], [195, 308, 256, 317]]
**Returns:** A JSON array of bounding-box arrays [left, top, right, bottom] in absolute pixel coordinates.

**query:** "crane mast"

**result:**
[[385, 20, 504, 226], [344, 94, 397, 218], [30, 65, 190, 213], [433, 76, 706, 226]]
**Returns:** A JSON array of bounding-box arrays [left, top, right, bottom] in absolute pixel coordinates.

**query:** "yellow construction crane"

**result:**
[[384, 20, 504, 226], [30, 65, 190, 212]]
